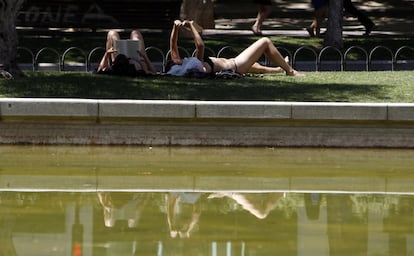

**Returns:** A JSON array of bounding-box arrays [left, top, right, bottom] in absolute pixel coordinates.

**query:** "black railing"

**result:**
[[17, 45, 414, 73]]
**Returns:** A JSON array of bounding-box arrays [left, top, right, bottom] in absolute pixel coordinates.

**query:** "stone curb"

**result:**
[[1, 98, 414, 147], [1, 98, 414, 121]]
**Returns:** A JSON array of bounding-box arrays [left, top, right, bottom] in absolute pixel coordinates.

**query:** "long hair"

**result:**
[[111, 54, 136, 76]]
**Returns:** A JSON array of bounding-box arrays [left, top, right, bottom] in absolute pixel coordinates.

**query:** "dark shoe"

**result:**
[[364, 22, 375, 36], [306, 27, 315, 37], [251, 27, 262, 36], [318, 31, 326, 37]]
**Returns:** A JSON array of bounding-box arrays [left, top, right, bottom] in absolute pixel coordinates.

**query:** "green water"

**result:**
[[1, 146, 414, 255]]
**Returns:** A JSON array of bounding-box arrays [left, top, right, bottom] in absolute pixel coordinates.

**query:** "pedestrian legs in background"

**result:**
[[343, 0, 375, 35], [306, 0, 328, 37], [251, 0, 272, 36]]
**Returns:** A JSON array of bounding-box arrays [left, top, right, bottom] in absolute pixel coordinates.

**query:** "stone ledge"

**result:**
[[98, 100, 196, 119], [1, 98, 414, 121], [388, 104, 414, 121], [196, 101, 291, 119], [0, 98, 413, 147], [292, 102, 389, 120], [0, 98, 98, 119]]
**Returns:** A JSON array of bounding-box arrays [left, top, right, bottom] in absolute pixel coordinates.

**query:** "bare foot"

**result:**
[[286, 69, 304, 76], [273, 67, 284, 73]]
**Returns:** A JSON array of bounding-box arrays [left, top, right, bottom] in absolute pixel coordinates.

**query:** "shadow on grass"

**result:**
[[0, 72, 388, 102]]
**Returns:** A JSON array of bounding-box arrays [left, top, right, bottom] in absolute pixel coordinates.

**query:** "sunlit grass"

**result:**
[[1, 71, 413, 102]]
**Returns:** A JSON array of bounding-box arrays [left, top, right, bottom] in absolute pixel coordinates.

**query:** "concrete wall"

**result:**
[[1, 98, 414, 147]]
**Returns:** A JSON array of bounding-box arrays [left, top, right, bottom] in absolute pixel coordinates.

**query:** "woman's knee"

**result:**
[[107, 30, 120, 40], [130, 30, 143, 40], [258, 37, 273, 46], [258, 37, 270, 42]]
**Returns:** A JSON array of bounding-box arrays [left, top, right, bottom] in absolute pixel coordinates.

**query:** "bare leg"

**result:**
[[314, 6, 328, 36], [97, 30, 120, 71], [248, 62, 284, 73], [208, 192, 282, 219], [130, 29, 156, 74], [307, 19, 316, 37], [106, 30, 120, 62], [130, 30, 146, 54], [252, 4, 272, 35], [234, 37, 300, 76]]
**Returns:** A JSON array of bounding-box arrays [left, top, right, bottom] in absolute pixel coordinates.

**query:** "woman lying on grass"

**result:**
[[166, 20, 302, 77], [97, 30, 156, 76]]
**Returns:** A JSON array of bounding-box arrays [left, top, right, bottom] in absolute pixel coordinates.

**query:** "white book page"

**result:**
[[113, 40, 141, 61]]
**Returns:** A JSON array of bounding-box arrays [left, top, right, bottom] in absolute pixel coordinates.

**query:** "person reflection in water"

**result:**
[[97, 192, 149, 228], [208, 192, 283, 219], [166, 192, 202, 238]]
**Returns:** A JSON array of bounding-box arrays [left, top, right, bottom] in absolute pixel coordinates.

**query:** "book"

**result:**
[[113, 39, 141, 61]]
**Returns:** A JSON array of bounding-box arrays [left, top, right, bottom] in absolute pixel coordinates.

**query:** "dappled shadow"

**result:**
[[0, 72, 390, 102], [165, 76, 389, 102]]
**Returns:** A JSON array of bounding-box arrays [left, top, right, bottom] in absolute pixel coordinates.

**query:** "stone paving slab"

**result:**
[[213, 0, 414, 37], [0, 98, 98, 118], [196, 101, 291, 119], [388, 103, 414, 121], [98, 100, 196, 119], [292, 102, 388, 120]]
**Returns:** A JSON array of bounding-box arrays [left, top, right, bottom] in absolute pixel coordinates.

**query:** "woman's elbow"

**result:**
[[196, 43, 205, 52]]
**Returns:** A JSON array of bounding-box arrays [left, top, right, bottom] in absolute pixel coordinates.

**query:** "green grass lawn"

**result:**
[[1, 71, 413, 102], [10, 31, 414, 103]]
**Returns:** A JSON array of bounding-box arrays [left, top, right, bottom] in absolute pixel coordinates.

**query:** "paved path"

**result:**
[[210, 0, 414, 37]]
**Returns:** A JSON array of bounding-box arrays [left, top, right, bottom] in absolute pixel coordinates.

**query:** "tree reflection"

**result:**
[[0, 193, 17, 256], [1, 191, 414, 255], [326, 194, 367, 256], [384, 196, 414, 256]]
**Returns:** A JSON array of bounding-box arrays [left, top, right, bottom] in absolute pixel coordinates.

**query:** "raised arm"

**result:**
[[183, 20, 205, 61], [170, 20, 183, 64], [97, 47, 116, 71]]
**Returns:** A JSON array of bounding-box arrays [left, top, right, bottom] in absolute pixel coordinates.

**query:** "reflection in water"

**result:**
[[167, 192, 202, 238], [208, 192, 283, 219], [1, 191, 414, 255], [1, 146, 414, 255], [98, 192, 150, 228], [0, 193, 17, 256]]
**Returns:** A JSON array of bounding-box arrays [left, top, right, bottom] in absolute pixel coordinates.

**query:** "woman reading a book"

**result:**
[[97, 30, 156, 76], [166, 20, 302, 77]]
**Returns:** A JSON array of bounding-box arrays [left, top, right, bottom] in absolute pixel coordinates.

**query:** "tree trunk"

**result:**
[[324, 0, 343, 49], [180, 0, 215, 30], [0, 0, 25, 78]]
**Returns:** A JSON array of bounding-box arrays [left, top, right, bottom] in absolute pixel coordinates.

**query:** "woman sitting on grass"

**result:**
[[166, 20, 302, 77], [97, 30, 156, 76]]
